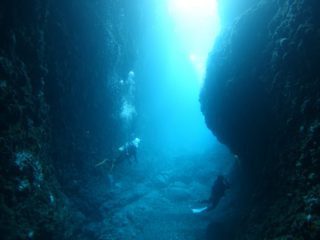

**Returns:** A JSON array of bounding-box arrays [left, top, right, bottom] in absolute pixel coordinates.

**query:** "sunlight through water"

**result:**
[[137, 0, 222, 155], [167, 0, 220, 83]]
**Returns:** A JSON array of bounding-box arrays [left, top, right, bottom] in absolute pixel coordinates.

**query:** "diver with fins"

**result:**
[[95, 137, 141, 174], [192, 175, 230, 213]]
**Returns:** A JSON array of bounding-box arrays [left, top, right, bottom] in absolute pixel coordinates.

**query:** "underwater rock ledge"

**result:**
[[0, 0, 138, 239], [201, 0, 320, 239]]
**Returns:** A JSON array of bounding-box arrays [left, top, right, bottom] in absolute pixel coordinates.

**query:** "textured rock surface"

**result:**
[[91, 151, 233, 240], [0, 0, 137, 239], [216, 0, 257, 26], [201, 0, 320, 238]]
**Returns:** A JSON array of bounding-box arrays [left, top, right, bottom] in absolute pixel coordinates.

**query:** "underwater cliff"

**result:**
[[1, 0, 320, 239], [201, 0, 320, 239], [0, 0, 138, 238]]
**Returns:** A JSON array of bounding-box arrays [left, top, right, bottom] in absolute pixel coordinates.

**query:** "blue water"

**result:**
[[136, 0, 221, 156], [106, 3, 237, 238]]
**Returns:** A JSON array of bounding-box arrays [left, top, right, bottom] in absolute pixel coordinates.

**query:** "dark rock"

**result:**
[[206, 221, 235, 240], [0, 0, 138, 239], [201, 0, 320, 238], [216, 0, 259, 26]]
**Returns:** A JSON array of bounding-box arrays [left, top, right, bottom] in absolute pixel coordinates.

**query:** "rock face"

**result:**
[[216, 0, 257, 26], [201, 0, 320, 238], [0, 0, 137, 239]]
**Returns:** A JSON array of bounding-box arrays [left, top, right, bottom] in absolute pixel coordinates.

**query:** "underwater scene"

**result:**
[[1, 0, 320, 239]]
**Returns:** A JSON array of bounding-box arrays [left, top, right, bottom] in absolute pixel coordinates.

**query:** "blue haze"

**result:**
[[136, 0, 223, 157]]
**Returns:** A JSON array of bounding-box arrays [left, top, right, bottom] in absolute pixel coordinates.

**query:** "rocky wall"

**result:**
[[0, 0, 137, 239], [201, 0, 320, 239], [216, 0, 257, 26]]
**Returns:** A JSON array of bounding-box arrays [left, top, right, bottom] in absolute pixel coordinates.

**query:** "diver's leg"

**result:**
[[206, 197, 220, 211], [199, 199, 211, 204]]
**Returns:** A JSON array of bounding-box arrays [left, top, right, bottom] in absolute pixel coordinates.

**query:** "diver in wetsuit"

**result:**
[[116, 137, 140, 164], [194, 175, 230, 213], [95, 138, 141, 185]]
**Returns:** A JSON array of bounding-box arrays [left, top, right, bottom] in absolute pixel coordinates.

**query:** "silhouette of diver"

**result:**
[[95, 138, 140, 174], [116, 137, 140, 164], [193, 175, 230, 213]]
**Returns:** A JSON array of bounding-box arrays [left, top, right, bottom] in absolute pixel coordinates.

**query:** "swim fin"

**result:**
[[192, 206, 208, 213]]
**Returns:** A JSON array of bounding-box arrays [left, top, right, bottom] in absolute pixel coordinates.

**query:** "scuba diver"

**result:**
[[95, 137, 141, 173], [116, 137, 140, 164], [192, 175, 230, 213]]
